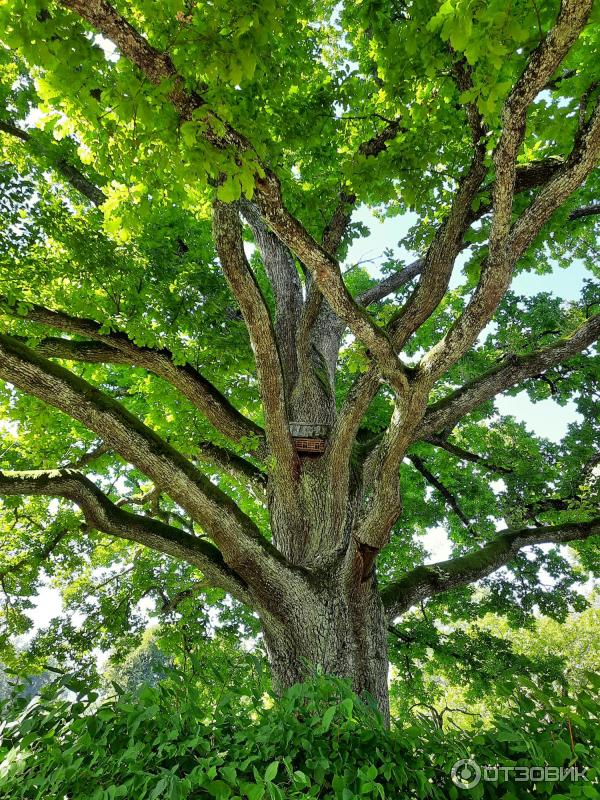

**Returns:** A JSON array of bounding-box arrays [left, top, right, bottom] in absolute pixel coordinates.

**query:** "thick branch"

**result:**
[[60, 0, 201, 122], [240, 200, 302, 396], [418, 314, 600, 437], [59, 0, 252, 158], [353, 387, 430, 550], [317, 160, 575, 459], [53, 0, 403, 393], [0, 333, 288, 595], [382, 517, 600, 619], [508, 99, 600, 264], [212, 201, 297, 489], [0, 469, 248, 600], [0, 300, 262, 448], [344, 91, 490, 541], [491, 0, 592, 247]]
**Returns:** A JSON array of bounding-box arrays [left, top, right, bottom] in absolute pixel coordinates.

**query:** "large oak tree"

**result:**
[[0, 0, 599, 720]]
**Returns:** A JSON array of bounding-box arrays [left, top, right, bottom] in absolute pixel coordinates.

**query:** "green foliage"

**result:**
[[102, 629, 172, 695], [0, 0, 598, 712], [0, 672, 598, 799], [389, 602, 600, 726]]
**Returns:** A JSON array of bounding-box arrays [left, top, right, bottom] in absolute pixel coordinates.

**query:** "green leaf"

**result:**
[[318, 704, 337, 733], [216, 179, 241, 202], [149, 777, 168, 799]]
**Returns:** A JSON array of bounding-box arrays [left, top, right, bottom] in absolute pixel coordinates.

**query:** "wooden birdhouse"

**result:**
[[289, 422, 331, 456]]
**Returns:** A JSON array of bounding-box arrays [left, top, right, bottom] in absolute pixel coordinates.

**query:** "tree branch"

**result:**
[[60, 0, 202, 121], [159, 581, 210, 614], [0, 299, 263, 448], [420, 1, 596, 381], [423, 435, 513, 475], [0, 117, 106, 206], [65, 441, 111, 469], [346, 155, 573, 310], [57, 0, 407, 392], [492, 0, 592, 247], [316, 161, 578, 466], [255, 171, 410, 388], [382, 516, 600, 619], [322, 191, 356, 257], [356, 259, 424, 306], [417, 314, 600, 437], [0, 527, 69, 580], [568, 203, 600, 220], [0, 469, 248, 600], [240, 199, 302, 397], [387, 61, 487, 350], [0, 333, 289, 596], [212, 201, 298, 492], [296, 119, 408, 398], [353, 386, 430, 550], [353, 157, 571, 310], [323, 119, 405, 255], [342, 89, 490, 541], [197, 441, 266, 492], [508, 98, 600, 264], [408, 454, 474, 531]]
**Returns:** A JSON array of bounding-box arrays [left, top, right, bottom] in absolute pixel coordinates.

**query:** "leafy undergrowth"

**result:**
[[0, 672, 598, 799]]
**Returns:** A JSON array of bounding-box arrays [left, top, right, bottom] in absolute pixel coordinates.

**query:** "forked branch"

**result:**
[[420, 0, 597, 381], [0, 469, 248, 600], [0, 333, 287, 595]]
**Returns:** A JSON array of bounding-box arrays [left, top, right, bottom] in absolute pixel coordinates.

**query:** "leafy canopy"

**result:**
[[0, 0, 598, 682]]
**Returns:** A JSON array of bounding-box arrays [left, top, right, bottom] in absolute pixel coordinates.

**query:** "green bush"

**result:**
[[0, 671, 598, 799]]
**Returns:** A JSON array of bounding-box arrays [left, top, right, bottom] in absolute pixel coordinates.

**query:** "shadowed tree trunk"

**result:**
[[263, 452, 391, 719], [262, 575, 390, 723]]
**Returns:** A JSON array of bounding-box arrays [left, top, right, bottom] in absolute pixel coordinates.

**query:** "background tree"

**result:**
[[389, 593, 600, 724], [0, 0, 599, 722]]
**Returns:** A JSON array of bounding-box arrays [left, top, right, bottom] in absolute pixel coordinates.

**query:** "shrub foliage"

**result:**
[[0, 672, 598, 799]]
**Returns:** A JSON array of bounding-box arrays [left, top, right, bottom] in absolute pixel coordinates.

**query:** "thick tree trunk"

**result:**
[[259, 560, 390, 725], [258, 341, 393, 721]]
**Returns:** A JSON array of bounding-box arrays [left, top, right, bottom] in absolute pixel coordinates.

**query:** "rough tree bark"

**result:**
[[0, 0, 599, 725]]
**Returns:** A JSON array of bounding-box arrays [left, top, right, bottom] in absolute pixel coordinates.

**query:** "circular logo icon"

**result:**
[[451, 758, 482, 789]]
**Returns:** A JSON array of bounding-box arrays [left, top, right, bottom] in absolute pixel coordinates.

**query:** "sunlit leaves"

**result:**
[[0, 0, 598, 682]]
